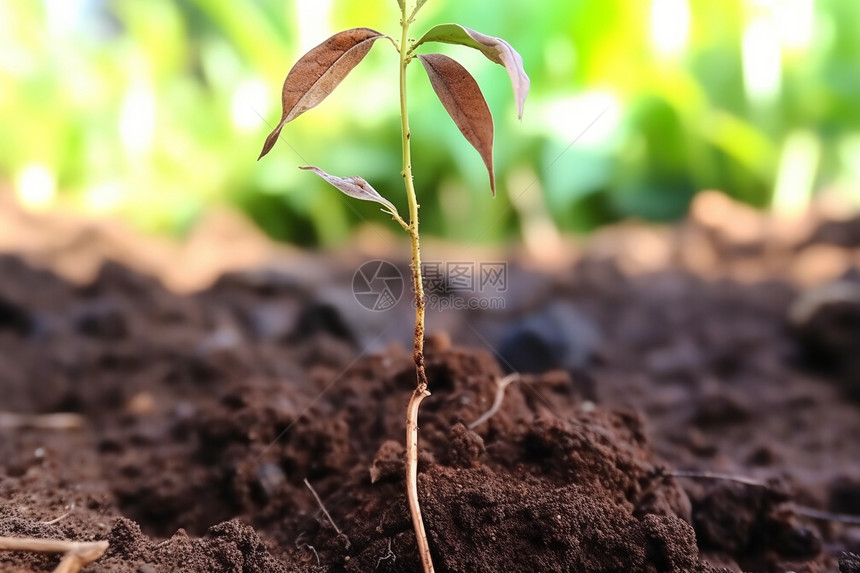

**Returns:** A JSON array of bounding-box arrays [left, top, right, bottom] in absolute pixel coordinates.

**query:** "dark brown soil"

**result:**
[[1, 206, 860, 572]]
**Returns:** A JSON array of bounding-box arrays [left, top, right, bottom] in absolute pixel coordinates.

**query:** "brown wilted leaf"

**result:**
[[299, 166, 398, 215], [258, 28, 385, 160], [414, 24, 530, 119], [418, 53, 495, 195]]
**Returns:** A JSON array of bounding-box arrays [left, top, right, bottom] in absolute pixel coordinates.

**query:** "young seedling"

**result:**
[[258, 2, 528, 570]]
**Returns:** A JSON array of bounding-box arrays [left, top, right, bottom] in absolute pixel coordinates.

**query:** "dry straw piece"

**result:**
[[0, 536, 109, 573]]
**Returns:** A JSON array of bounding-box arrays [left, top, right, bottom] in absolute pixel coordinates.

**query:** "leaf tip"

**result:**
[[257, 142, 272, 161], [258, 128, 283, 161]]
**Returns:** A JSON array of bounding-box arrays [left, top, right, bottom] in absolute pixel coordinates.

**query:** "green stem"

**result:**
[[400, 7, 427, 392], [399, 6, 434, 573]]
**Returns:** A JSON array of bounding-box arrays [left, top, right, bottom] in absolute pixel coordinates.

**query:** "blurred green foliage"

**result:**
[[1, 0, 858, 245]]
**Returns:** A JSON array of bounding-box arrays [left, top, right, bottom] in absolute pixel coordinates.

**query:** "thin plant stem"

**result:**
[[400, 18, 427, 391], [399, 5, 434, 573], [303, 478, 350, 549], [668, 470, 768, 488], [668, 469, 860, 525]]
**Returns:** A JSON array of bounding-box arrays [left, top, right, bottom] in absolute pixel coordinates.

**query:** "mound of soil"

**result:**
[[2, 208, 860, 572]]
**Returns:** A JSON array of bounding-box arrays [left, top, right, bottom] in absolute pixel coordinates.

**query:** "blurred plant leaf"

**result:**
[[188, 0, 287, 79], [418, 54, 496, 195], [414, 24, 529, 119], [412, 0, 429, 17], [299, 165, 399, 216], [258, 28, 386, 159]]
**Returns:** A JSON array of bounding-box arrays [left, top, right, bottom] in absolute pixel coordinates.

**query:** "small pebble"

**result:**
[[496, 303, 601, 374]]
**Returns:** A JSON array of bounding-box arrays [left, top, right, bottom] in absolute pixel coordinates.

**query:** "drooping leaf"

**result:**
[[299, 166, 398, 215], [417, 53, 495, 195], [414, 24, 529, 119], [258, 28, 385, 160]]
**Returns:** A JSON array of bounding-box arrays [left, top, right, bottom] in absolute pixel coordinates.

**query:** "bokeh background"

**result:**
[[2, 0, 859, 247]]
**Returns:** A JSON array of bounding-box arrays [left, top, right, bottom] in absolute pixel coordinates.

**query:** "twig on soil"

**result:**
[[791, 506, 860, 525], [375, 538, 396, 570], [0, 536, 109, 573], [39, 505, 74, 525], [667, 469, 769, 488], [0, 412, 86, 431], [667, 469, 860, 526], [304, 478, 351, 550], [468, 373, 521, 430]]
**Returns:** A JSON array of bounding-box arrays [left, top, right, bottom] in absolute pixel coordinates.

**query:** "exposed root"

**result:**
[[375, 538, 396, 569], [405, 385, 434, 573], [0, 536, 108, 573], [304, 478, 351, 550], [468, 373, 521, 430], [0, 412, 86, 431], [295, 532, 321, 566], [666, 469, 860, 526]]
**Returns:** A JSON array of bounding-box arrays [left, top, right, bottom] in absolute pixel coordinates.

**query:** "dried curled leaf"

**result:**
[[299, 166, 398, 215], [258, 28, 384, 160], [414, 24, 529, 119], [418, 53, 495, 195]]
